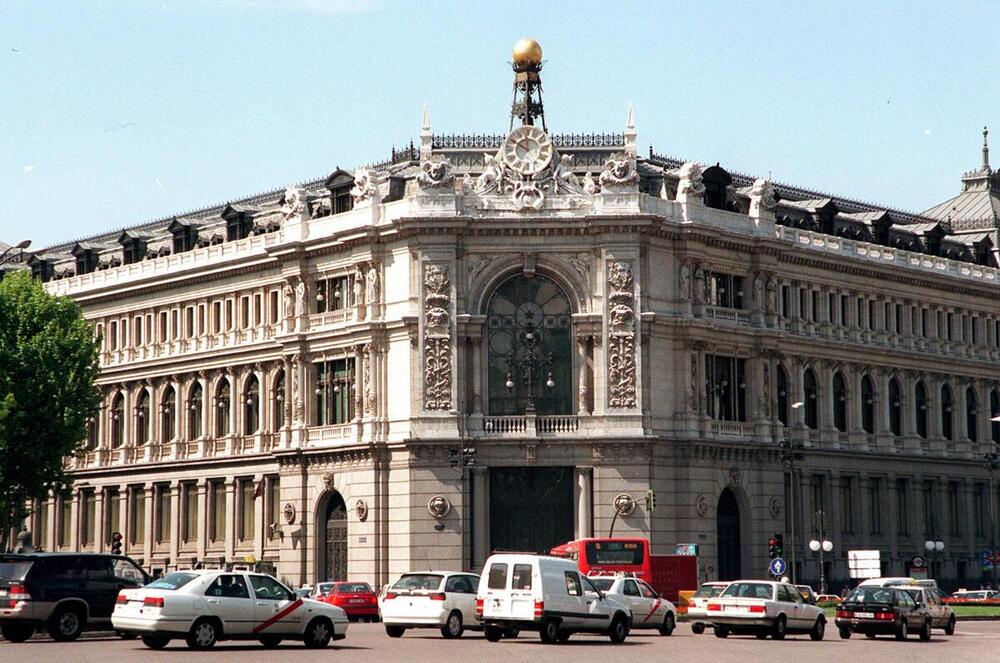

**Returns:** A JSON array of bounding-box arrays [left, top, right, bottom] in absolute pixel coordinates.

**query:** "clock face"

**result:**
[[502, 125, 553, 176]]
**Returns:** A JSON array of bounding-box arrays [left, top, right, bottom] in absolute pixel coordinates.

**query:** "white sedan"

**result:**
[[113, 570, 348, 649], [705, 580, 826, 640], [379, 572, 480, 638], [589, 576, 677, 635]]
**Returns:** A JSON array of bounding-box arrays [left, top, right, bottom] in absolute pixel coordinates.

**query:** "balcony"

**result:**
[[478, 414, 580, 437], [704, 306, 752, 326], [710, 420, 754, 439]]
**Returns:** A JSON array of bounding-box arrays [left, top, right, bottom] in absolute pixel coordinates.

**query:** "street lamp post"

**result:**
[[504, 325, 554, 413], [809, 510, 833, 594], [779, 407, 805, 584], [923, 539, 945, 579], [985, 451, 1000, 588], [0, 239, 31, 268]]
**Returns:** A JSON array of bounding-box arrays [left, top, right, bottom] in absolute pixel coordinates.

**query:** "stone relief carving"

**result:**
[[355, 499, 369, 522], [695, 494, 709, 518], [282, 282, 294, 319], [423, 264, 452, 410], [679, 263, 691, 301], [753, 272, 764, 308], [768, 496, 782, 518], [291, 354, 304, 424], [613, 493, 636, 516], [294, 279, 307, 317], [676, 161, 706, 201], [765, 274, 778, 314], [687, 352, 699, 412], [464, 143, 591, 211], [466, 254, 499, 287], [281, 186, 306, 221], [598, 154, 639, 189], [748, 178, 776, 220], [322, 471, 336, 492], [607, 261, 637, 409], [282, 502, 296, 525], [762, 362, 771, 418], [427, 495, 451, 519], [366, 264, 380, 309], [417, 157, 455, 190], [364, 343, 375, 416], [692, 265, 705, 305], [350, 167, 381, 204]]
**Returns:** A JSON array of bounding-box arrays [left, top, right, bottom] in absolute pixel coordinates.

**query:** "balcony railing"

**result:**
[[710, 421, 754, 438], [480, 414, 579, 436]]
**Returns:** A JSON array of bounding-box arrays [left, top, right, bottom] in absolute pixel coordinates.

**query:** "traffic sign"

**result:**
[[768, 557, 787, 577]]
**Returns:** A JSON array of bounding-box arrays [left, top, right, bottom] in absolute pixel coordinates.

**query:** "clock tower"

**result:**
[[510, 38, 546, 131]]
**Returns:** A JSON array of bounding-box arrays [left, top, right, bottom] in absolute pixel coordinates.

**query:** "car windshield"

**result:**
[[694, 584, 724, 598], [392, 574, 443, 591], [589, 578, 614, 591], [847, 587, 895, 604], [146, 572, 199, 590], [0, 559, 33, 581], [315, 583, 334, 596], [336, 583, 373, 593], [721, 582, 774, 600]]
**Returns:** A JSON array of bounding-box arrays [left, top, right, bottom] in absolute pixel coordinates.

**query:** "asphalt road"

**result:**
[[4, 621, 1000, 663]]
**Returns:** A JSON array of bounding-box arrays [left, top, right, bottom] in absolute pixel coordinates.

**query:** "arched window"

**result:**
[[135, 390, 150, 445], [992, 388, 1000, 444], [803, 368, 819, 430], [967, 386, 978, 443], [215, 380, 231, 437], [273, 369, 286, 430], [833, 371, 847, 432], [941, 384, 953, 441], [243, 375, 260, 435], [188, 383, 203, 439], [915, 381, 928, 438], [161, 386, 176, 442], [861, 375, 875, 435], [110, 393, 124, 448], [889, 378, 902, 436], [777, 365, 789, 426], [486, 274, 572, 415]]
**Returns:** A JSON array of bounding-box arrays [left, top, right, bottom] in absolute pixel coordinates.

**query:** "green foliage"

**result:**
[[0, 271, 101, 546]]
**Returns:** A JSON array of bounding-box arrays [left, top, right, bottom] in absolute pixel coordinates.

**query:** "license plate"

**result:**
[[855, 612, 874, 619], [350, 599, 364, 604], [727, 606, 747, 613]]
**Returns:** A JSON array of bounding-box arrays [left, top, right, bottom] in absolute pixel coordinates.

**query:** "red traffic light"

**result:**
[[768, 538, 777, 547]]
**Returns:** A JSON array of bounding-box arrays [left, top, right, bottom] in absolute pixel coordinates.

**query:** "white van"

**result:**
[[475, 553, 632, 644]]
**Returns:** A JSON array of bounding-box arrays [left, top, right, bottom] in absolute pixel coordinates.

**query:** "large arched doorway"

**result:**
[[320, 492, 348, 582], [717, 488, 742, 581], [486, 273, 572, 415]]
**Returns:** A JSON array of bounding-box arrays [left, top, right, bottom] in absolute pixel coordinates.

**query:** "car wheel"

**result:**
[[838, 627, 851, 640], [557, 630, 572, 643], [141, 634, 171, 650], [259, 635, 282, 648], [608, 614, 628, 644], [810, 616, 826, 641], [1, 623, 35, 643], [771, 615, 787, 640], [919, 620, 932, 642], [385, 625, 406, 638], [691, 622, 705, 635], [895, 619, 908, 641], [483, 625, 503, 642], [659, 611, 676, 636], [539, 619, 560, 644], [714, 626, 730, 638], [47, 606, 85, 642], [945, 615, 956, 636], [303, 617, 333, 648], [186, 618, 219, 650], [503, 626, 519, 639], [441, 610, 463, 639]]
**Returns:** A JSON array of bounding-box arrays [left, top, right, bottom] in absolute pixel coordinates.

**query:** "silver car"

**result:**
[[891, 584, 956, 635]]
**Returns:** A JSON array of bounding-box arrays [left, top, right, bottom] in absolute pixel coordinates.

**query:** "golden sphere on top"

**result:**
[[512, 38, 543, 67]]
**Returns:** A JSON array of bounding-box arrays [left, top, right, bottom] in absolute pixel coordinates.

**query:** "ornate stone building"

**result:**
[[18, 42, 1000, 591]]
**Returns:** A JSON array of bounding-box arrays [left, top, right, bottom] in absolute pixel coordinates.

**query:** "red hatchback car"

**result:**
[[316, 581, 379, 621]]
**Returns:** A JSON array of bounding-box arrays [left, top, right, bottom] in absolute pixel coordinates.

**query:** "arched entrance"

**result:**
[[320, 492, 348, 582], [717, 488, 742, 581]]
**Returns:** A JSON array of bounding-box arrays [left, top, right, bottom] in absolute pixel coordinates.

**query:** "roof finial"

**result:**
[[419, 104, 433, 161], [983, 125, 990, 170], [421, 104, 430, 132]]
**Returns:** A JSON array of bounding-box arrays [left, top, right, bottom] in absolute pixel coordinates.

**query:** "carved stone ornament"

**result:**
[[417, 157, 455, 190], [281, 186, 306, 221], [768, 496, 782, 518], [350, 167, 381, 204], [678, 263, 691, 301], [676, 161, 706, 201], [282, 502, 296, 525], [355, 499, 369, 522], [427, 495, 451, 519], [423, 264, 452, 410], [322, 472, 336, 493], [607, 261, 637, 409], [695, 494, 709, 518], [613, 493, 636, 516], [728, 466, 742, 487], [598, 153, 639, 188], [748, 178, 777, 217]]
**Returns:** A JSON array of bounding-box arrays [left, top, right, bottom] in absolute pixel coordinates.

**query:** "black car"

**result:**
[[0, 553, 149, 643], [835, 586, 933, 641]]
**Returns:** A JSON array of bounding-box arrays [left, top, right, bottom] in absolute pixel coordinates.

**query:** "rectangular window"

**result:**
[[134, 316, 143, 347], [911, 307, 919, 337], [120, 319, 128, 348], [185, 307, 195, 338], [884, 302, 891, 332], [868, 300, 876, 330], [225, 300, 234, 330], [948, 482, 961, 536], [267, 476, 280, 538], [923, 308, 929, 337], [314, 358, 356, 425], [512, 564, 533, 590], [857, 298, 864, 328], [59, 497, 72, 548], [841, 477, 854, 534], [812, 475, 825, 513], [158, 311, 168, 342], [198, 304, 206, 336], [269, 290, 279, 324], [238, 478, 255, 542], [105, 488, 120, 544], [212, 302, 222, 334], [240, 297, 250, 329], [183, 483, 198, 543], [210, 481, 226, 543], [840, 294, 848, 327], [129, 487, 145, 545], [811, 290, 819, 322], [253, 294, 262, 326], [976, 484, 987, 536], [800, 289, 807, 321], [973, 316, 980, 345], [171, 309, 179, 340], [828, 293, 836, 325], [316, 275, 353, 313], [487, 563, 508, 590], [781, 285, 790, 318], [923, 480, 934, 534], [937, 310, 944, 339], [896, 479, 908, 535], [869, 478, 882, 535], [109, 321, 118, 350], [155, 484, 171, 545], [704, 355, 746, 422], [80, 490, 96, 546], [895, 304, 902, 334]]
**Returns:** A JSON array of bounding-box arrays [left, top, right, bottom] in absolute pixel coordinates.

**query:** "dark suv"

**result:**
[[835, 586, 933, 641], [0, 553, 149, 642]]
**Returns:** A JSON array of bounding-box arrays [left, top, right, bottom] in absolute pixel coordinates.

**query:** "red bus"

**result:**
[[550, 537, 697, 603]]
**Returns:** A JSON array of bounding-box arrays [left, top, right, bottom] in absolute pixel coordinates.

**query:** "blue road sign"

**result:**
[[769, 557, 787, 577]]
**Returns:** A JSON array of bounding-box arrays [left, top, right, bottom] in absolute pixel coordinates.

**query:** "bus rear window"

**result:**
[[488, 563, 508, 590], [585, 541, 644, 566]]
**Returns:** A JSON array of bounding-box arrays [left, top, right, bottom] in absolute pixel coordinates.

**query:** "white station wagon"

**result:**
[[589, 575, 677, 635], [112, 570, 348, 649], [379, 572, 481, 638], [705, 579, 826, 640]]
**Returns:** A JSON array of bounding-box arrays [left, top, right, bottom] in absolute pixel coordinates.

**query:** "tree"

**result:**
[[0, 270, 100, 550]]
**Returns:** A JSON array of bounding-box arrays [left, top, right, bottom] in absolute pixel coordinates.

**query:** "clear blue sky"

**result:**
[[2, 1, 998, 248]]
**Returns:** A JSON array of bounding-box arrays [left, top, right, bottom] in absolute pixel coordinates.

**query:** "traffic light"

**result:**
[[768, 536, 779, 559], [111, 531, 123, 555], [774, 533, 784, 557]]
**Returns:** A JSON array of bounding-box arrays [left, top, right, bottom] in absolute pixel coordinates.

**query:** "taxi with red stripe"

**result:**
[[112, 569, 348, 650], [588, 575, 677, 635]]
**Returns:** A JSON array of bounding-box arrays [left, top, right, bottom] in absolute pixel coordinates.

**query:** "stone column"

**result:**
[[44, 496, 56, 551], [575, 468, 593, 539], [576, 335, 590, 415], [142, 482, 154, 561], [230, 370, 240, 439], [471, 468, 488, 571], [196, 480, 208, 562], [471, 335, 484, 415], [117, 485, 128, 545], [253, 474, 265, 561], [122, 388, 133, 449], [173, 377, 183, 442], [94, 489, 105, 553], [70, 490, 80, 550], [354, 345, 364, 423], [169, 481, 180, 566], [224, 477, 236, 563]]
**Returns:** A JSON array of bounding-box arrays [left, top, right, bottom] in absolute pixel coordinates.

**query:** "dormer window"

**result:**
[[168, 218, 199, 254], [221, 205, 255, 241], [71, 244, 100, 275], [117, 232, 148, 265], [325, 169, 355, 215], [28, 256, 54, 282]]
